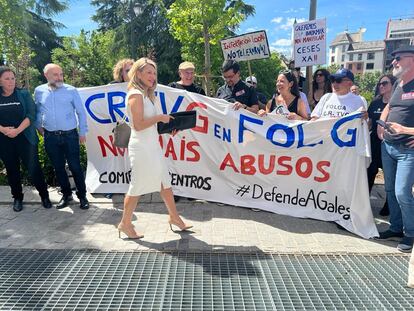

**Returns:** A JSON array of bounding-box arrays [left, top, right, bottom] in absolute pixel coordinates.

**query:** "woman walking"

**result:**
[[117, 58, 192, 239]]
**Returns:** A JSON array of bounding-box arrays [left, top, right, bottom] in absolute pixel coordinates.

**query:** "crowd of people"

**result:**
[[0, 46, 413, 263]]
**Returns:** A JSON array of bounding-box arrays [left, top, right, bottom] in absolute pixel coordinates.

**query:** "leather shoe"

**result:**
[[41, 197, 52, 209], [55, 195, 73, 209], [79, 197, 89, 210], [13, 199, 23, 212]]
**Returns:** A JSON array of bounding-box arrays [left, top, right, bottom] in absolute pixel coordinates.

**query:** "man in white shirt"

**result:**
[[311, 68, 366, 120]]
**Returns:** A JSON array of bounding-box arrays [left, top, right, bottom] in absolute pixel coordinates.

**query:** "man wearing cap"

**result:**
[[168, 61, 205, 95], [216, 60, 259, 113], [245, 76, 267, 109], [169, 61, 205, 203], [311, 68, 367, 120], [376, 45, 414, 253]]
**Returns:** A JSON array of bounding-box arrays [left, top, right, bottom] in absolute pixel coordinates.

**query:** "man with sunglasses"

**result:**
[[376, 45, 414, 253], [216, 60, 259, 113], [310, 68, 367, 120]]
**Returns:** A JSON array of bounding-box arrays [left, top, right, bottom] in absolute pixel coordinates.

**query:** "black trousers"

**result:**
[[367, 138, 383, 192], [0, 134, 49, 200]]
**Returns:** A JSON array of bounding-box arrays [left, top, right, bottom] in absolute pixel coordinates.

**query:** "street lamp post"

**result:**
[[306, 0, 317, 98], [130, 1, 142, 58]]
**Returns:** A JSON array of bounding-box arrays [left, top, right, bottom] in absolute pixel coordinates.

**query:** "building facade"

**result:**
[[329, 18, 414, 74], [384, 18, 414, 71], [329, 28, 385, 74]]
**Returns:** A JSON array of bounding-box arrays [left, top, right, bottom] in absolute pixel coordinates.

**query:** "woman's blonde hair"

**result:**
[[113, 58, 134, 82], [128, 57, 157, 101]]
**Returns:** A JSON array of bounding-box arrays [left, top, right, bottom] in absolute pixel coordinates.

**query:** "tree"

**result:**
[[167, 0, 254, 95], [0, 0, 67, 89], [91, 0, 182, 84], [51, 30, 122, 87], [0, 0, 30, 65], [354, 71, 382, 104]]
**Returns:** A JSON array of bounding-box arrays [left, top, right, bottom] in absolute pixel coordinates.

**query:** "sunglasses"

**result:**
[[394, 55, 414, 62], [330, 77, 351, 84], [316, 73, 324, 77], [377, 81, 390, 87]]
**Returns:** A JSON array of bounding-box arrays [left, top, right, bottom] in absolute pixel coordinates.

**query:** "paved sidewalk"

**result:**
[[0, 184, 398, 254]]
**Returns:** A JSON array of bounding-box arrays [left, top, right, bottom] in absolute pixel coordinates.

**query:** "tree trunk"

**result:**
[[203, 19, 212, 96]]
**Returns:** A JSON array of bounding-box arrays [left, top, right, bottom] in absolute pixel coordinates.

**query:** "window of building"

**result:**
[[331, 47, 335, 54], [367, 53, 375, 60], [331, 56, 335, 63], [357, 63, 362, 70], [341, 55, 345, 62], [348, 64, 353, 70], [366, 63, 374, 70], [349, 54, 354, 61], [358, 53, 362, 61], [342, 45, 346, 52]]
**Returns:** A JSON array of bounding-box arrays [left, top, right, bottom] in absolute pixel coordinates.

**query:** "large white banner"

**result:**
[[80, 84, 378, 239], [293, 18, 326, 67]]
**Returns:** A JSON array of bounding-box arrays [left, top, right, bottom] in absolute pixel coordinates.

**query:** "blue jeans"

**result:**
[[44, 129, 86, 198], [382, 141, 414, 237]]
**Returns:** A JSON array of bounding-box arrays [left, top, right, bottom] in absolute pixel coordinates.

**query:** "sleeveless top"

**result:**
[[270, 95, 300, 114]]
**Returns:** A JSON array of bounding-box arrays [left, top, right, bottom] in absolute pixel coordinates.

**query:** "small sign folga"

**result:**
[[220, 30, 270, 62], [293, 18, 326, 67]]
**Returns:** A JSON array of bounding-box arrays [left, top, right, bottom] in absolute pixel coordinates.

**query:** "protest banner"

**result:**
[[293, 18, 326, 67], [220, 30, 270, 62], [79, 83, 377, 239]]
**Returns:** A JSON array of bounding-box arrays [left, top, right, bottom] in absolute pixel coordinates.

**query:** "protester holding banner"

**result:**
[[216, 60, 259, 113], [35, 63, 89, 210], [169, 61, 206, 95], [367, 74, 396, 216], [309, 69, 332, 109], [311, 68, 367, 120], [169, 61, 205, 203], [118, 57, 192, 239], [258, 70, 309, 120], [376, 45, 414, 253], [0, 66, 52, 212]]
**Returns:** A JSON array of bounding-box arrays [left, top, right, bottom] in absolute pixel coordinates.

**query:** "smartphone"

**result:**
[[376, 120, 396, 134]]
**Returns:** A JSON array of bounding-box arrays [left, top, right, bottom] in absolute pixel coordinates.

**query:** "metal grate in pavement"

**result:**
[[0, 249, 413, 311]]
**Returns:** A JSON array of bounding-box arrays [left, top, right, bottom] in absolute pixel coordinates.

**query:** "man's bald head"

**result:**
[[43, 63, 64, 88]]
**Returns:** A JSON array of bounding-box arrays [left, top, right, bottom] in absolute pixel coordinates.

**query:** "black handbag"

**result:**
[[157, 111, 197, 134], [112, 115, 131, 148]]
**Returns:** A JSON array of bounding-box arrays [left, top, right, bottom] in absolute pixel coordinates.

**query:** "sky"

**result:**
[[55, 0, 414, 59]]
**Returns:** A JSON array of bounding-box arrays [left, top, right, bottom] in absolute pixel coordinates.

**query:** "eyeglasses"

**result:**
[[377, 81, 390, 87], [316, 73, 324, 77], [330, 77, 351, 84]]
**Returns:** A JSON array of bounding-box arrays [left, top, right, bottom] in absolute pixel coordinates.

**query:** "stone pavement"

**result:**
[[0, 183, 400, 254]]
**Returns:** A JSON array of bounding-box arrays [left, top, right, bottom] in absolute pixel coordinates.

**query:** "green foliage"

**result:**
[[51, 30, 122, 87], [0, 0, 67, 88], [0, 0, 29, 64], [354, 71, 382, 97], [167, 0, 254, 94], [91, 0, 182, 84]]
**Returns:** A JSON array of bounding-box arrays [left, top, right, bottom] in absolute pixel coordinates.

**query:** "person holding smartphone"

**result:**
[[376, 45, 414, 253], [367, 74, 396, 216]]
